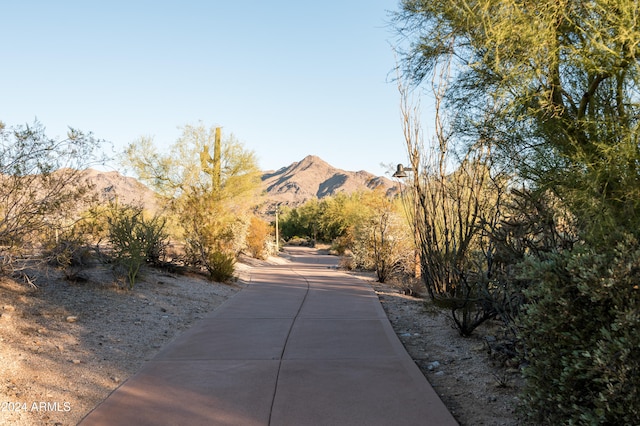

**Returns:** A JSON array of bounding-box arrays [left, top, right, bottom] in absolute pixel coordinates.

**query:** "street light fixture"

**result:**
[[392, 163, 414, 179]]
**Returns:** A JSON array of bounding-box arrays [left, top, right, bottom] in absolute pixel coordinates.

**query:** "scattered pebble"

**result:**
[[427, 361, 441, 371], [66, 316, 78, 323]]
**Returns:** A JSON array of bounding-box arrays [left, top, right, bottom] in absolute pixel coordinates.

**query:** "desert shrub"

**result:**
[[287, 236, 313, 246], [184, 229, 238, 282], [42, 230, 93, 268], [181, 192, 241, 281], [205, 250, 236, 282], [518, 237, 640, 425], [107, 205, 168, 288], [0, 121, 103, 270], [351, 203, 412, 283], [246, 216, 270, 259], [338, 255, 355, 270], [330, 233, 352, 256]]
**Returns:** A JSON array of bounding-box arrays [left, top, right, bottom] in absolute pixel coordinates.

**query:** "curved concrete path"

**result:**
[[80, 247, 458, 425]]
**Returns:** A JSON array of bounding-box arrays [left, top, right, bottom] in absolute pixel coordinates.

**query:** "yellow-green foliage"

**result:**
[[180, 191, 244, 280], [123, 123, 261, 280], [280, 190, 414, 282], [397, 0, 640, 420], [204, 250, 236, 283], [246, 216, 271, 260], [350, 191, 414, 283]]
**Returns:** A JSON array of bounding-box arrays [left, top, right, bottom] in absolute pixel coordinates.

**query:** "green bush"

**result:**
[[518, 237, 640, 424], [108, 205, 168, 288], [205, 250, 236, 283]]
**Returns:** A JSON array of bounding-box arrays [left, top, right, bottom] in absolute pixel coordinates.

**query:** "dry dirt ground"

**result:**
[[1, 256, 522, 426], [365, 276, 525, 426]]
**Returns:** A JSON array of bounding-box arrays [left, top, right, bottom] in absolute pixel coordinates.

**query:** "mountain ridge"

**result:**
[[73, 155, 396, 212], [261, 155, 396, 206]]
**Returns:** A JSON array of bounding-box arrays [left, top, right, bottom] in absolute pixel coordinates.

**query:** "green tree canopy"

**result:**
[[123, 123, 261, 205], [394, 0, 640, 241]]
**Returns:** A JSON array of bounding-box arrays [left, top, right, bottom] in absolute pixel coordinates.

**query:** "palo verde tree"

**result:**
[[394, 0, 640, 243], [123, 123, 261, 281], [394, 1, 640, 422]]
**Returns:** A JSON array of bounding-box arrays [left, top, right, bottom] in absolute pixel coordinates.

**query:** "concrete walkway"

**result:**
[[80, 247, 458, 426]]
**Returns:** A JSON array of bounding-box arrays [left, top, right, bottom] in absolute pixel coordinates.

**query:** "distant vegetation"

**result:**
[[278, 191, 414, 283]]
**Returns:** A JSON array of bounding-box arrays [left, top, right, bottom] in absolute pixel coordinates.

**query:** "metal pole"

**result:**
[[275, 207, 279, 252]]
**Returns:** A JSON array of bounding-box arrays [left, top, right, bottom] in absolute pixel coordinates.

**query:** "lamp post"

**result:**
[[275, 205, 280, 253], [393, 163, 421, 279]]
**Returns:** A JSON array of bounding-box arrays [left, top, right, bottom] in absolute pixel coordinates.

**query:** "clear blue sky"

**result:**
[[2, 1, 415, 177]]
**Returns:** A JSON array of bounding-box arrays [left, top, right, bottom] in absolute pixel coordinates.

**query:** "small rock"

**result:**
[[112, 376, 120, 383], [434, 371, 445, 377], [66, 316, 78, 323], [2, 305, 16, 311], [0, 313, 12, 320], [71, 359, 81, 364], [427, 361, 441, 371]]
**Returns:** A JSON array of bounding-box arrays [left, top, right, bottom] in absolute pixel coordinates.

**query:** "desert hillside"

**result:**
[[79, 156, 397, 212], [261, 155, 397, 207], [77, 169, 161, 211]]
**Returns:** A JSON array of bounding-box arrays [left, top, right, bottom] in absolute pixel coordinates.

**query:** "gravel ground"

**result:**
[[367, 276, 524, 426]]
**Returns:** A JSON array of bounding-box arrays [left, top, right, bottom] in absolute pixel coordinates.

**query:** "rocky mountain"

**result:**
[[261, 155, 397, 207]]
